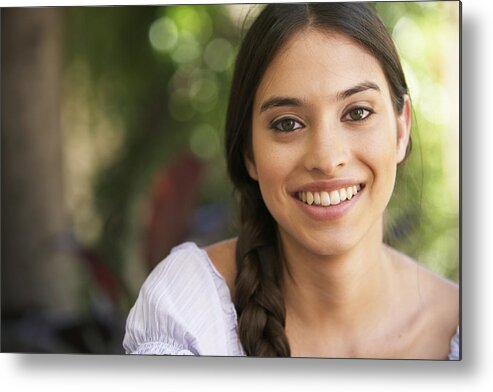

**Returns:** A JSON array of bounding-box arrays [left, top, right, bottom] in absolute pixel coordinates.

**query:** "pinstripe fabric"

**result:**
[[123, 242, 460, 359], [448, 326, 460, 360], [123, 242, 245, 356]]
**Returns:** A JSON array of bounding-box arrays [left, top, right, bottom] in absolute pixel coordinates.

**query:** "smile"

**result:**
[[297, 185, 362, 206]]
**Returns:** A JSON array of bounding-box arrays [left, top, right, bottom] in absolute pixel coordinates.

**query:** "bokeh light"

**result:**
[[189, 123, 220, 160], [148, 17, 178, 53], [171, 31, 200, 64], [204, 38, 234, 72]]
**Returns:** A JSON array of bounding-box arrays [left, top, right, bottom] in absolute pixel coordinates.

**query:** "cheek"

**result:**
[[253, 144, 291, 189], [358, 126, 399, 197], [360, 114, 400, 162], [250, 132, 301, 210], [360, 136, 397, 167], [251, 131, 294, 182]]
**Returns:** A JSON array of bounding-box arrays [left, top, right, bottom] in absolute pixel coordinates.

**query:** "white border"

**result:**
[[2, 0, 491, 391]]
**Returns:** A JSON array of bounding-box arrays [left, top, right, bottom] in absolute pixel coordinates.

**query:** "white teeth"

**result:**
[[297, 184, 362, 206], [347, 186, 353, 200], [321, 191, 330, 206], [339, 188, 347, 202], [306, 192, 314, 205], [329, 190, 340, 205]]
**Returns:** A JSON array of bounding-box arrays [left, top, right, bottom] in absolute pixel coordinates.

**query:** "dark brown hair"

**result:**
[[225, 2, 409, 357]]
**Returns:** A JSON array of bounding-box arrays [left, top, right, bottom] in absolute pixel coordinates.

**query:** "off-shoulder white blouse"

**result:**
[[123, 242, 460, 359]]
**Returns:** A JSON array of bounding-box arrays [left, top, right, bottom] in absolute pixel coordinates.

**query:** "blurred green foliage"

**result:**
[[377, 2, 460, 281], [61, 2, 459, 298], [63, 5, 243, 285]]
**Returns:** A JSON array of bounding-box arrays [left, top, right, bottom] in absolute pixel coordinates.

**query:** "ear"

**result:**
[[244, 150, 258, 181], [396, 95, 412, 164]]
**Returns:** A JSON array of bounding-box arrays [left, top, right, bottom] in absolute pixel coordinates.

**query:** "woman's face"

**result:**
[[245, 29, 411, 257]]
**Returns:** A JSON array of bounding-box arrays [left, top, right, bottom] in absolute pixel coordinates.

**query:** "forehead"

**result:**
[[254, 29, 390, 106]]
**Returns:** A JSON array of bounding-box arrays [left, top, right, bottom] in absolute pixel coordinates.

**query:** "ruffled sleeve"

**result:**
[[448, 325, 460, 360], [123, 242, 243, 356]]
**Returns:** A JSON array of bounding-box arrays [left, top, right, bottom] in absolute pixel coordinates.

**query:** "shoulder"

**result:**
[[204, 237, 238, 295], [387, 245, 458, 311], [387, 246, 459, 358], [136, 242, 224, 310], [123, 242, 241, 355]]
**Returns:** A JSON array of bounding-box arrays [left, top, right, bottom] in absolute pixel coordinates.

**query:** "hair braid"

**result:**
[[233, 186, 291, 357]]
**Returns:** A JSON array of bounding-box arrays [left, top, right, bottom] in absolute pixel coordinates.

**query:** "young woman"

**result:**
[[123, 3, 459, 359]]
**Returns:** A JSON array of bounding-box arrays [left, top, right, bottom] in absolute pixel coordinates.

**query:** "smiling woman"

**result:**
[[123, 2, 459, 359], [247, 30, 410, 259]]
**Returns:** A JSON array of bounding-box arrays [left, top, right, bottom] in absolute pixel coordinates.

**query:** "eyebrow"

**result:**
[[259, 97, 303, 113], [336, 81, 381, 100], [258, 81, 381, 114]]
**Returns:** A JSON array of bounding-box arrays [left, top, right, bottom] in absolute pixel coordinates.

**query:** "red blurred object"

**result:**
[[76, 245, 124, 304], [145, 153, 204, 271], [59, 231, 128, 304]]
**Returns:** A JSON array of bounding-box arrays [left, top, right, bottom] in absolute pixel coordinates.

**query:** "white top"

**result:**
[[123, 242, 460, 359]]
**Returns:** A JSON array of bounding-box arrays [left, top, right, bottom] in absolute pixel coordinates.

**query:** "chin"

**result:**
[[309, 237, 358, 257], [283, 228, 363, 258]]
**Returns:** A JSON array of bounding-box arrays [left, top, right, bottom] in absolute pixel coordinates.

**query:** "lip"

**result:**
[[291, 180, 364, 221]]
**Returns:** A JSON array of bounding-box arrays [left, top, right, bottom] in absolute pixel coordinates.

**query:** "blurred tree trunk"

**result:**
[[1, 8, 78, 315]]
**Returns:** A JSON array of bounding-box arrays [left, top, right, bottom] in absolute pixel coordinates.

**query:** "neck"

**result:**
[[281, 220, 395, 333]]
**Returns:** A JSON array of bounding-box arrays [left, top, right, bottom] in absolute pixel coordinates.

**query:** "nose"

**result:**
[[303, 121, 348, 175]]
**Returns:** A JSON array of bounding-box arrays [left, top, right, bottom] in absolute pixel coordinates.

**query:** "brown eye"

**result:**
[[272, 117, 303, 132], [345, 107, 373, 122], [280, 119, 295, 130]]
